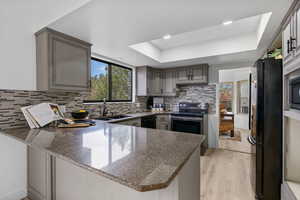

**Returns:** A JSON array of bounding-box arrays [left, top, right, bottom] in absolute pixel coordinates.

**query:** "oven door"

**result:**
[[171, 116, 203, 135]]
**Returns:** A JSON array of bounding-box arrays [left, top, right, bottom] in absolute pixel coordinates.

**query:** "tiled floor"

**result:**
[[219, 129, 252, 154], [201, 149, 255, 200]]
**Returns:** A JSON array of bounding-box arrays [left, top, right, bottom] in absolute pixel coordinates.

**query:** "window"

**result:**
[[85, 58, 133, 102]]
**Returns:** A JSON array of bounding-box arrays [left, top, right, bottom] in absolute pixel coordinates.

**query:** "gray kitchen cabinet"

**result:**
[[177, 68, 190, 83], [283, 22, 291, 61], [151, 70, 163, 96], [156, 114, 170, 130], [35, 27, 92, 91], [191, 65, 208, 83], [28, 146, 52, 200], [136, 67, 149, 96], [136, 64, 209, 96], [136, 67, 165, 96], [176, 64, 209, 84], [163, 70, 177, 96]]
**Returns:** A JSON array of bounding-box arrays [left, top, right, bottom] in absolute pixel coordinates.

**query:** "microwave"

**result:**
[[290, 77, 300, 110]]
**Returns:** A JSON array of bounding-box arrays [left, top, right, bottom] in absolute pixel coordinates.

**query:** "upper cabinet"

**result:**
[[283, 8, 300, 66], [136, 64, 209, 97], [163, 70, 177, 96], [36, 28, 92, 91], [136, 67, 173, 96], [176, 64, 209, 85]]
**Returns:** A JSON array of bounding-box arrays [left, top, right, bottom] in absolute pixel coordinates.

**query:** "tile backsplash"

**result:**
[[164, 84, 216, 113], [0, 90, 146, 130], [0, 84, 216, 130]]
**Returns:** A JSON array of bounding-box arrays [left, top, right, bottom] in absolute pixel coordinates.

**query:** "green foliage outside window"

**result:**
[[87, 58, 132, 102]]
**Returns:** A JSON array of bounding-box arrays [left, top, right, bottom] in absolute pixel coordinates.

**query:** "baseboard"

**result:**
[[0, 189, 27, 200]]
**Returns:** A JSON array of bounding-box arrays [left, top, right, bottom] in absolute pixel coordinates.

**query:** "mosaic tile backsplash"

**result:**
[[0, 84, 215, 130], [164, 84, 216, 113], [0, 90, 146, 130]]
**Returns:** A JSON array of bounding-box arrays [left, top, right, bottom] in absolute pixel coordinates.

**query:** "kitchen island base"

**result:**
[[54, 147, 200, 200]]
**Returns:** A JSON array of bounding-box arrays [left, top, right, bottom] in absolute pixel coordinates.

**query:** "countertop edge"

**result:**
[[0, 117, 204, 192]]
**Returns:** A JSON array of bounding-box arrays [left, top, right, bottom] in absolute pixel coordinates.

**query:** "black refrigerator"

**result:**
[[249, 58, 283, 200]]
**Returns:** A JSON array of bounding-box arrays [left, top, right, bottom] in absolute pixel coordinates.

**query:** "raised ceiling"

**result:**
[[48, 0, 293, 67], [130, 13, 272, 63]]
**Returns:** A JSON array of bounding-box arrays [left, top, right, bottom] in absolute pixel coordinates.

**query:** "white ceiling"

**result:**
[[130, 13, 271, 63], [48, 0, 293, 68], [150, 15, 262, 51]]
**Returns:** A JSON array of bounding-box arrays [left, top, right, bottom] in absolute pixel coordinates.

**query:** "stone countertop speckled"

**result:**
[[101, 111, 172, 123], [1, 120, 204, 192]]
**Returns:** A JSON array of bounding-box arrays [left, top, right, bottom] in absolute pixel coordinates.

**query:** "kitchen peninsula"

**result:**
[[1, 120, 204, 200]]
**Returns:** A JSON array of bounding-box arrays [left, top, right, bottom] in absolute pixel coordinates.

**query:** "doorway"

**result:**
[[217, 68, 251, 153]]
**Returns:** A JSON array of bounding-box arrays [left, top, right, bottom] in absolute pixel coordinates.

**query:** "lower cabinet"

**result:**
[[117, 118, 141, 127], [28, 147, 52, 200], [156, 114, 170, 130]]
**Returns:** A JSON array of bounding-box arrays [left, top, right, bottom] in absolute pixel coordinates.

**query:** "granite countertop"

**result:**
[[104, 111, 172, 123], [1, 120, 204, 192]]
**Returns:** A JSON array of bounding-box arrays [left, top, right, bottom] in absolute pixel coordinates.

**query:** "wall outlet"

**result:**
[[136, 103, 141, 108]]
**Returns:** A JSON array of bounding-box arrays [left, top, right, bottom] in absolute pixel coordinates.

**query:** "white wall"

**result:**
[[0, 0, 91, 90], [0, 134, 27, 200], [0, 1, 91, 198], [219, 67, 251, 130]]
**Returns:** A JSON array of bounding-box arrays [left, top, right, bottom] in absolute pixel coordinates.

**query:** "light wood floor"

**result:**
[[219, 129, 252, 154], [201, 149, 255, 200]]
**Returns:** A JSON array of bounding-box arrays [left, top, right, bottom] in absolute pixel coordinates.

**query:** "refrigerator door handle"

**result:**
[[248, 136, 256, 145]]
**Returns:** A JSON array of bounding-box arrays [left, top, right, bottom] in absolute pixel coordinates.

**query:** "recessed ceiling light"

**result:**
[[163, 34, 171, 40], [223, 21, 233, 26]]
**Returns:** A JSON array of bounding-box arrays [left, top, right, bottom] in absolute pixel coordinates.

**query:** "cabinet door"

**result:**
[[191, 65, 208, 83], [28, 147, 52, 200], [151, 71, 162, 95], [157, 122, 169, 130], [296, 9, 300, 54], [49, 34, 91, 91], [177, 68, 190, 82], [164, 70, 176, 96], [136, 67, 148, 96], [283, 22, 292, 62]]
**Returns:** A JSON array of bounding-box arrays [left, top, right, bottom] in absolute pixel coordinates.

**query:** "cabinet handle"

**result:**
[[287, 40, 290, 54]]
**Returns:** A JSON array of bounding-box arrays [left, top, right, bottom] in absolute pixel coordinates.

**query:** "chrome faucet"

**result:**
[[100, 98, 108, 117]]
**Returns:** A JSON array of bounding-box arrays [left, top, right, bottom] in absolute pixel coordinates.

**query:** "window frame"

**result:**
[[84, 57, 133, 103]]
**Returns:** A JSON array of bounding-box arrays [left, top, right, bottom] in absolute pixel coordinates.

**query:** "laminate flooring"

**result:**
[[201, 149, 255, 200], [219, 129, 252, 154]]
